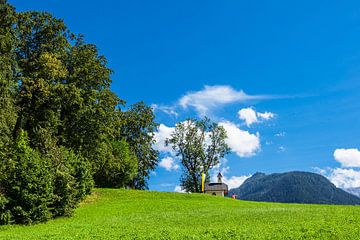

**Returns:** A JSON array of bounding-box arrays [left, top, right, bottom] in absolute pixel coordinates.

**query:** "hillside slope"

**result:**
[[1, 189, 360, 239], [344, 187, 360, 198], [229, 171, 360, 205]]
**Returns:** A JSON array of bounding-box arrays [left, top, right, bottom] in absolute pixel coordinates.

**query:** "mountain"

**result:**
[[343, 187, 360, 198], [228, 171, 360, 205]]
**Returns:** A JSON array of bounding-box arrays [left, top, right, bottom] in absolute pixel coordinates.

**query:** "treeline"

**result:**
[[0, 1, 158, 224]]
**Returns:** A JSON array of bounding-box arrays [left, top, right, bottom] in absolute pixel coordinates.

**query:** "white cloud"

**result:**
[[320, 168, 360, 189], [151, 104, 178, 117], [312, 167, 326, 175], [313, 149, 360, 189], [159, 157, 180, 171], [238, 107, 275, 127], [258, 111, 275, 120], [155, 120, 261, 158], [334, 148, 360, 168], [174, 185, 186, 193], [219, 121, 260, 157], [224, 175, 250, 189], [153, 124, 175, 155], [238, 108, 258, 126], [179, 85, 275, 116]]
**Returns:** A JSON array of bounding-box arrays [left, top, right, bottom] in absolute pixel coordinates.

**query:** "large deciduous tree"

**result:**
[[166, 118, 230, 193], [118, 102, 159, 190], [0, 2, 17, 224], [0, 0, 159, 224], [0, 1, 17, 154]]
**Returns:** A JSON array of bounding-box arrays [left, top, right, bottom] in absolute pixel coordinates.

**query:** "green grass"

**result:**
[[1, 189, 360, 239]]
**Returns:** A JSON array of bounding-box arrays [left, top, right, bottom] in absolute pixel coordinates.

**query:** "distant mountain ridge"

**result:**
[[229, 171, 360, 205], [343, 187, 360, 198]]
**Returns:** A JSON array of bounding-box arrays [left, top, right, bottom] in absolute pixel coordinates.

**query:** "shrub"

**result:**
[[94, 139, 138, 188], [0, 131, 94, 225], [50, 148, 93, 217], [1, 131, 54, 224], [0, 194, 11, 225]]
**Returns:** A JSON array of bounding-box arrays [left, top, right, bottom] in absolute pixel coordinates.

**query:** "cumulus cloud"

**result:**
[[334, 148, 360, 168], [153, 124, 175, 155], [313, 149, 360, 189], [159, 157, 180, 171], [318, 168, 360, 189], [238, 108, 258, 126], [155, 120, 261, 158], [174, 185, 186, 193], [219, 121, 260, 157], [238, 107, 275, 127], [179, 85, 275, 116], [224, 175, 250, 189], [258, 111, 275, 120]]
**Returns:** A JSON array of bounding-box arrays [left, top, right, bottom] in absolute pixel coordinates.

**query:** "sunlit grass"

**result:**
[[1, 188, 359, 239]]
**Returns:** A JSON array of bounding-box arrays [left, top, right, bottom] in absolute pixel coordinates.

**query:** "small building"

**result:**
[[204, 173, 228, 197]]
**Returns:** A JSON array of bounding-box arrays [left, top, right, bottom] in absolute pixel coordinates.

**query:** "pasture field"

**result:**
[[1, 189, 360, 239]]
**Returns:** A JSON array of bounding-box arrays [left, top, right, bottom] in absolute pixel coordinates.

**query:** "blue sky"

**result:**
[[10, 0, 360, 191]]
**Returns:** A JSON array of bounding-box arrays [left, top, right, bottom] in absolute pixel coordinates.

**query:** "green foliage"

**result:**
[[0, 194, 11, 225], [12, 11, 71, 141], [50, 148, 93, 217], [93, 140, 138, 188], [118, 102, 159, 190], [2, 189, 360, 239], [1, 131, 54, 224], [166, 118, 230, 192], [60, 39, 121, 153], [0, 1, 159, 225], [0, 1, 17, 153], [0, 130, 94, 224]]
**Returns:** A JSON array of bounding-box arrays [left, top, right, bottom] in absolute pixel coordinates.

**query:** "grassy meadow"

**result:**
[[1, 189, 360, 239]]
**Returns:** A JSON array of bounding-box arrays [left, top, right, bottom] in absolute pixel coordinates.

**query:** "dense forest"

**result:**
[[0, 1, 159, 224]]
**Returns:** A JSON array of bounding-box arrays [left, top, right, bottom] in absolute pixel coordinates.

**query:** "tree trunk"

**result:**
[[12, 113, 22, 139]]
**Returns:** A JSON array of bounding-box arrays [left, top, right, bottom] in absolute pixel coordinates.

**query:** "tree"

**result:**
[[59, 38, 122, 154], [0, 0, 17, 157], [12, 11, 70, 142], [166, 118, 230, 193], [0, 4, 18, 224], [93, 139, 138, 188], [118, 102, 159, 190], [10, 9, 125, 188], [0, 2, 118, 224], [0, 0, 159, 225]]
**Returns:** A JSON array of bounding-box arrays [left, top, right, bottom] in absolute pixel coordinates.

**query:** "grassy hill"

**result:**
[[1, 189, 360, 239]]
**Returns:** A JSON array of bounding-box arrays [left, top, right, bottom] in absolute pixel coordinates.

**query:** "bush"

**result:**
[[50, 148, 93, 217], [0, 194, 11, 225], [93, 139, 138, 188], [1, 131, 54, 224], [0, 130, 94, 224], [70, 152, 93, 202]]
